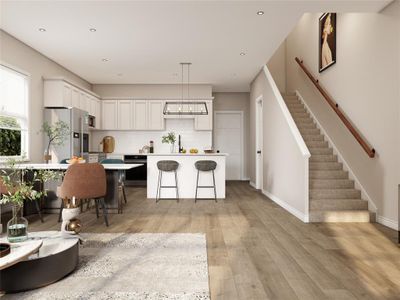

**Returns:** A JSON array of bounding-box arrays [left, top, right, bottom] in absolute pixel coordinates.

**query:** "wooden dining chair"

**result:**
[[57, 163, 109, 226]]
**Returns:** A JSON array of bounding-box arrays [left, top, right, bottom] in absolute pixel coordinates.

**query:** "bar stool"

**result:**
[[194, 160, 217, 202], [156, 160, 179, 202]]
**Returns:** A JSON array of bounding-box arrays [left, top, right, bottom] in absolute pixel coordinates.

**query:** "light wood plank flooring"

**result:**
[[28, 181, 400, 300]]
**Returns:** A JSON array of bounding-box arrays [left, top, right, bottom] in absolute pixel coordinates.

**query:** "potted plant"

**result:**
[[0, 157, 58, 242], [40, 121, 70, 163], [162, 132, 177, 153]]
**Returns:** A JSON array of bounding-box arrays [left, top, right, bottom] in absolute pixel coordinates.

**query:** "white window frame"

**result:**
[[0, 62, 31, 162]]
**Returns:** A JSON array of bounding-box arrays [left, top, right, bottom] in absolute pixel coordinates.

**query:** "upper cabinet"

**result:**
[[147, 100, 165, 130], [118, 100, 133, 130], [101, 100, 118, 130], [44, 79, 102, 129], [133, 100, 148, 130], [194, 100, 213, 130]]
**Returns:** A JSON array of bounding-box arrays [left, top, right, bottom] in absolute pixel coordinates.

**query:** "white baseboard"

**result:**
[[242, 177, 250, 181], [262, 189, 309, 223], [376, 215, 399, 230], [249, 181, 257, 189]]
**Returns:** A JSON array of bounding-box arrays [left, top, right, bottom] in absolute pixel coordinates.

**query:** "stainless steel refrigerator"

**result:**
[[44, 107, 89, 163]]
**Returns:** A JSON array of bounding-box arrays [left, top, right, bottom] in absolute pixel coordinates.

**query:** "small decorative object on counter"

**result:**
[[162, 132, 177, 153], [149, 141, 154, 153], [61, 197, 82, 238], [101, 136, 115, 153]]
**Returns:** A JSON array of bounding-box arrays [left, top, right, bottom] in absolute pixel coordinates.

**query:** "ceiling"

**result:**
[[0, 1, 390, 92]]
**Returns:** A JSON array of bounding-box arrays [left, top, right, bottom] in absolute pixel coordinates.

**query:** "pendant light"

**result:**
[[163, 63, 208, 115]]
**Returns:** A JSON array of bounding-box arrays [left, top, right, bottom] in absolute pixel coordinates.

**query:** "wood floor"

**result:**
[[29, 181, 400, 300]]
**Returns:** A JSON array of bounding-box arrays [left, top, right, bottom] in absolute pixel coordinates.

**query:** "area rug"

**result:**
[[2, 233, 210, 300]]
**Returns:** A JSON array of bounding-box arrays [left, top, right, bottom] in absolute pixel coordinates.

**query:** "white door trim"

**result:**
[[214, 110, 244, 180], [255, 95, 263, 190]]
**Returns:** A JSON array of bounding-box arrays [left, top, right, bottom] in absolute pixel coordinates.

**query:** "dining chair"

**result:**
[[57, 163, 109, 226], [100, 158, 127, 213]]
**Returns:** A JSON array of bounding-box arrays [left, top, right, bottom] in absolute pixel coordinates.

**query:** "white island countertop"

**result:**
[[111, 153, 228, 156]]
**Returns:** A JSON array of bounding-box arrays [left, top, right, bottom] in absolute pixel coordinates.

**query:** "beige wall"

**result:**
[[0, 30, 92, 162], [213, 92, 250, 179], [285, 2, 400, 226], [249, 68, 309, 219], [92, 84, 212, 99], [267, 41, 287, 94]]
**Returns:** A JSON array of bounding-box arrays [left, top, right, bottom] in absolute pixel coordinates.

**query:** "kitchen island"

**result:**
[[147, 153, 227, 199]]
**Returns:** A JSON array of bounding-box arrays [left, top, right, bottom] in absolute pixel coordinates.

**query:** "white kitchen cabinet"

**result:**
[[95, 100, 102, 129], [62, 85, 72, 107], [147, 100, 165, 130], [118, 100, 133, 129], [44, 81, 73, 107], [101, 100, 118, 130], [89, 96, 97, 116], [71, 88, 80, 108], [133, 100, 147, 130], [195, 101, 213, 130]]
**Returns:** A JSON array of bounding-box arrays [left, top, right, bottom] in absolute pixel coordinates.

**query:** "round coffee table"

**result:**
[[0, 231, 79, 293]]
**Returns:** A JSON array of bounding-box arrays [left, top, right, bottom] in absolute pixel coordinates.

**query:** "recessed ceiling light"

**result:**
[[257, 11, 264, 15], [240, 52, 246, 56], [102, 58, 109, 62], [117, 73, 123, 76], [89, 28, 97, 32], [38, 28, 46, 32]]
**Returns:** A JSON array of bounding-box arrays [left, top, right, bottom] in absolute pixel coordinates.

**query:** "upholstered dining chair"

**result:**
[[57, 163, 109, 226]]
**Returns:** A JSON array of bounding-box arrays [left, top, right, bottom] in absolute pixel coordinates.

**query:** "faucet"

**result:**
[[178, 135, 183, 153]]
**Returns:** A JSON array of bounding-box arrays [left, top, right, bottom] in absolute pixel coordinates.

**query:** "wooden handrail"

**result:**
[[295, 57, 375, 158]]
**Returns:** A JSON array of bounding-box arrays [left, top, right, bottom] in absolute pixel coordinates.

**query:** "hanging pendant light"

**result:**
[[163, 63, 208, 115]]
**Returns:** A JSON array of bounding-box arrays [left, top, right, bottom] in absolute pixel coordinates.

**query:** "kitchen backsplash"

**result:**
[[90, 119, 212, 154]]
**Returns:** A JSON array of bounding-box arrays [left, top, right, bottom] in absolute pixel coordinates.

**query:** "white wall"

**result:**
[[0, 30, 92, 162], [91, 119, 212, 154], [266, 41, 287, 94], [250, 67, 309, 221], [213, 92, 250, 179], [285, 2, 400, 227]]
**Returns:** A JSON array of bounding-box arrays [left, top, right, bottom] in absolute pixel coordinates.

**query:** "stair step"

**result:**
[[294, 117, 314, 124], [309, 210, 371, 222], [288, 106, 306, 111], [310, 154, 338, 162], [297, 123, 318, 129], [303, 135, 324, 141], [310, 189, 361, 199], [306, 141, 329, 148], [310, 199, 368, 211], [309, 162, 343, 170], [309, 148, 333, 155], [285, 100, 301, 104], [300, 128, 320, 135], [291, 112, 309, 118], [310, 170, 349, 179], [310, 179, 354, 189]]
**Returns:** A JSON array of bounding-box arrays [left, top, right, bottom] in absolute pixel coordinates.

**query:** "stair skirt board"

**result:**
[[262, 189, 309, 223], [282, 92, 375, 223]]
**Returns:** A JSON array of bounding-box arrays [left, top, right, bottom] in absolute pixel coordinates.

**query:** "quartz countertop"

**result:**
[[110, 153, 228, 156]]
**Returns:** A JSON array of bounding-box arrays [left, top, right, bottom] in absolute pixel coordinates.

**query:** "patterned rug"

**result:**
[[2, 233, 210, 300]]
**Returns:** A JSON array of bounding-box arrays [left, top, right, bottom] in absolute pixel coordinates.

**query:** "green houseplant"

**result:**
[[40, 121, 70, 163], [1, 157, 58, 242], [162, 132, 177, 153]]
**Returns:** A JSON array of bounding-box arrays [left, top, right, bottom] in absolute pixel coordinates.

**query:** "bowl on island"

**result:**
[[66, 157, 86, 164]]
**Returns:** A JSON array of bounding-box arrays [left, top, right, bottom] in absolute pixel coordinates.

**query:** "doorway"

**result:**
[[255, 96, 263, 189], [214, 111, 244, 180]]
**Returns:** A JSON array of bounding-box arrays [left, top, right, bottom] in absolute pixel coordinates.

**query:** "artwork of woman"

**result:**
[[319, 13, 336, 72]]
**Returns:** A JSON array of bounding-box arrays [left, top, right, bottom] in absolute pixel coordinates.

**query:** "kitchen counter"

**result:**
[[108, 152, 228, 156], [147, 154, 226, 199]]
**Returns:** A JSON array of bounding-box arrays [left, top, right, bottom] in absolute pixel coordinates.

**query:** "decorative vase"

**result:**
[[61, 206, 81, 238], [170, 143, 175, 153], [44, 150, 52, 164], [7, 204, 28, 243]]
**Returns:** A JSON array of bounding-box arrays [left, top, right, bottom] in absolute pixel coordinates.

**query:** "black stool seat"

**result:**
[[156, 160, 179, 202], [194, 160, 217, 202]]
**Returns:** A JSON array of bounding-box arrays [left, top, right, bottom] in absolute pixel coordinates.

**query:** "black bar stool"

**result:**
[[194, 160, 217, 202], [156, 160, 179, 202]]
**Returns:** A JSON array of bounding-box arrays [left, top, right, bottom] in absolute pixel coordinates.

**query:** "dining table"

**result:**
[[0, 163, 143, 215]]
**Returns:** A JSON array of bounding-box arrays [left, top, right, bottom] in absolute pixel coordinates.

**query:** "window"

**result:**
[[0, 65, 29, 159]]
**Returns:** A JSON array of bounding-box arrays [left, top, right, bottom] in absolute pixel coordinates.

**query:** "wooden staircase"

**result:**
[[284, 94, 373, 222]]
